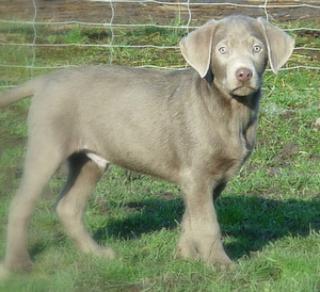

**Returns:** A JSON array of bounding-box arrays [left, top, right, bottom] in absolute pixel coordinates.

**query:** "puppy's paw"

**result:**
[[176, 237, 199, 260], [97, 247, 116, 260], [176, 234, 234, 270], [88, 246, 116, 260]]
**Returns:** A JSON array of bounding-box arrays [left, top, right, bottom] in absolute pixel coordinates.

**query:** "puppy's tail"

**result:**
[[0, 79, 38, 108]]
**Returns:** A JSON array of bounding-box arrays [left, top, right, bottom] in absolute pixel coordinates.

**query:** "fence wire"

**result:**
[[1, 19, 320, 32]]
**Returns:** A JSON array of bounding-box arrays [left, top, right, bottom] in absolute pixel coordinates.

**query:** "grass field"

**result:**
[[0, 20, 319, 291]]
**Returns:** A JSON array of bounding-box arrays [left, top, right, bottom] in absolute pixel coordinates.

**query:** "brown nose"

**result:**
[[236, 67, 253, 82]]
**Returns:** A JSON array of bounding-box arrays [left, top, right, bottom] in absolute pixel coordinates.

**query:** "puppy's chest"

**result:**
[[225, 129, 252, 162], [230, 105, 257, 157], [237, 129, 254, 160], [207, 118, 256, 178]]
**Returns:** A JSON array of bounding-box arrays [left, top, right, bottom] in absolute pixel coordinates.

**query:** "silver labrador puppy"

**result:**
[[0, 15, 294, 275]]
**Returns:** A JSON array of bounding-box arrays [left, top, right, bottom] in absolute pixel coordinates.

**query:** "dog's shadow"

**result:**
[[94, 195, 320, 260]]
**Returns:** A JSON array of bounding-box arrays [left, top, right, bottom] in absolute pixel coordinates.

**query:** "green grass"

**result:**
[[0, 21, 319, 291]]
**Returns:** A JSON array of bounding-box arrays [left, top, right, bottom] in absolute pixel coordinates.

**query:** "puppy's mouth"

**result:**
[[230, 85, 259, 97]]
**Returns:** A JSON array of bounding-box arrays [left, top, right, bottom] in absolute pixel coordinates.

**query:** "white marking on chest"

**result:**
[[86, 153, 109, 169]]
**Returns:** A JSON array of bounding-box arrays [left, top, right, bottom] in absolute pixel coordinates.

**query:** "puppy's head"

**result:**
[[179, 15, 294, 97]]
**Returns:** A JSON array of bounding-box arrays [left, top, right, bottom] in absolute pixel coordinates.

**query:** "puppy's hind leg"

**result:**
[[56, 153, 115, 259], [1, 138, 65, 276]]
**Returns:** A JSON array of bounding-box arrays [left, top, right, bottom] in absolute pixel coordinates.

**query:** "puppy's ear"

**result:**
[[179, 20, 217, 78], [257, 17, 295, 73]]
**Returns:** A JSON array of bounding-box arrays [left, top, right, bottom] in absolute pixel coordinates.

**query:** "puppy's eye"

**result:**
[[218, 46, 228, 54], [253, 45, 262, 53]]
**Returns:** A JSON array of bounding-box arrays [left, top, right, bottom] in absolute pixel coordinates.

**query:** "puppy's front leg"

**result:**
[[177, 173, 232, 267]]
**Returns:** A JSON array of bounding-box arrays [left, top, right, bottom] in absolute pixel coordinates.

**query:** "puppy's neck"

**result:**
[[202, 77, 260, 130]]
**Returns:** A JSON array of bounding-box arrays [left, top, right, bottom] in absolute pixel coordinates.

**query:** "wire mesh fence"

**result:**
[[0, 0, 319, 88]]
